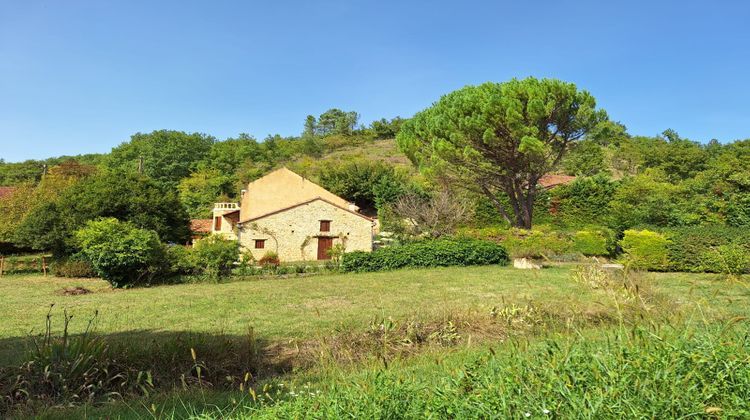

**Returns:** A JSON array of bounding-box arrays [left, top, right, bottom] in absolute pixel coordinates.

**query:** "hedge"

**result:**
[[572, 229, 613, 257], [340, 238, 509, 273], [663, 226, 750, 273], [619, 229, 670, 271]]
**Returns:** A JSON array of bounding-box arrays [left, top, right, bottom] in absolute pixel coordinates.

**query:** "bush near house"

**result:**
[[75, 218, 168, 288], [258, 251, 281, 268], [619, 229, 670, 271], [663, 226, 750, 273], [340, 238, 508, 273], [191, 234, 240, 278]]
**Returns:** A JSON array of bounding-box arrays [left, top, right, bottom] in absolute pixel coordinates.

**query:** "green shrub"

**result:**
[[191, 235, 239, 278], [165, 244, 196, 275], [340, 238, 508, 273], [51, 257, 96, 278], [572, 229, 613, 256], [619, 229, 670, 271], [501, 228, 572, 259], [701, 244, 750, 277], [259, 251, 280, 268], [75, 218, 167, 288], [663, 226, 750, 273], [550, 174, 618, 228]]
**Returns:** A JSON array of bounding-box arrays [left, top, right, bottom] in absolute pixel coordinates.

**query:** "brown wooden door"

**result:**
[[317, 237, 333, 260]]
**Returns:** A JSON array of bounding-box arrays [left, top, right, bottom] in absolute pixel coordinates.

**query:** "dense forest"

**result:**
[[2, 87, 749, 257]]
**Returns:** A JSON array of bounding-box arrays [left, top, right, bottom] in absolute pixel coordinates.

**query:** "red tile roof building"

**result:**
[[538, 174, 576, 189], [190, 219, 213, 234]]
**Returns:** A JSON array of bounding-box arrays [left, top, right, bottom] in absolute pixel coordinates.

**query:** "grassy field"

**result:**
[[1, 265, 749, 418], [1, 266, 605, 362]]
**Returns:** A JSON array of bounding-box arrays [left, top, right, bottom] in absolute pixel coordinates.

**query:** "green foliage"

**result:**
[[340, 238, 508, 273], [500, 228, 573, 259], [15, 173, 190, 255], [165, 244, 195, 275], [190, 235, 240, 278], [75, 218, 167, 288], [586, 120, 630, 146], [703, 244, 750, 277], [607, 171, 693, 231], [550, 174, 618, 228], [563, 140, 608, 176], [315, 109, 359, 136], [0, 174, 80, 245], [644, 130, 709, 181], [619, 229, 670, 271], [726, 193, 750, 227], [572, 229, 613, 256], [105, 130, 215, 188], [12, 201, 64, 255], [51, 256, 96, 278], [369, 117, 405, 139], [663, 226, 750, 273], [0, 155, 104, 186], [319, 160, 408, 213], [178, 169, 234, 218], [202, 133, 263, 174], [397, 77, 606, 228]]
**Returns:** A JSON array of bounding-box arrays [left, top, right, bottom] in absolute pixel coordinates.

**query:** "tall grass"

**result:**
[[158, 320, 750, 419], [0, 306, 153, 415], [6, 265, 749, 418]]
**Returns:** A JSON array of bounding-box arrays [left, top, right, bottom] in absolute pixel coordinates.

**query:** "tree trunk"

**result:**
[[480, 184, 513, 226], [481, 181, 536, 229]]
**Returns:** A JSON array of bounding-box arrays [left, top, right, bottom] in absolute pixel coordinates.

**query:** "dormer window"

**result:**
[[320, 220, 331, 232]]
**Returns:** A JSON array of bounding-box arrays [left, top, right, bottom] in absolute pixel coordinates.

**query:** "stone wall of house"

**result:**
[[238, 199, 373, 262], [211, 207, 239, 240]]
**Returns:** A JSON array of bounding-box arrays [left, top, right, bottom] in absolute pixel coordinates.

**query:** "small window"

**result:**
[[320, 220, 331, 232], [254, 239, 266, 249], [214, 216, 222, 231]]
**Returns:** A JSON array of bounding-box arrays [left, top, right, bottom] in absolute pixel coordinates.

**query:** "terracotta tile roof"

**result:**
[[0, 186, 17, 199], [190, 219, 213, 234], [538, 174, 576, 189]]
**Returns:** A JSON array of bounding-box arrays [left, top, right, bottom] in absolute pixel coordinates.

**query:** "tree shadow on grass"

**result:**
[[0, 327, 294, 381]]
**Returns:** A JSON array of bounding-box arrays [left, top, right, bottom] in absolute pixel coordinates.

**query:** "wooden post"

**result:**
[[42, 256, 47, 277], [0, 256, 3, 277]]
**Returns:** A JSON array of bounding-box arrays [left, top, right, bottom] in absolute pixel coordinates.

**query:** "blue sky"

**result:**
[[1, 0, 749, 162]]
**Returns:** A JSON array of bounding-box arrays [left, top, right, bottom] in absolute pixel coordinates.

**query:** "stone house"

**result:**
[[210, 168, 374, 261]]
